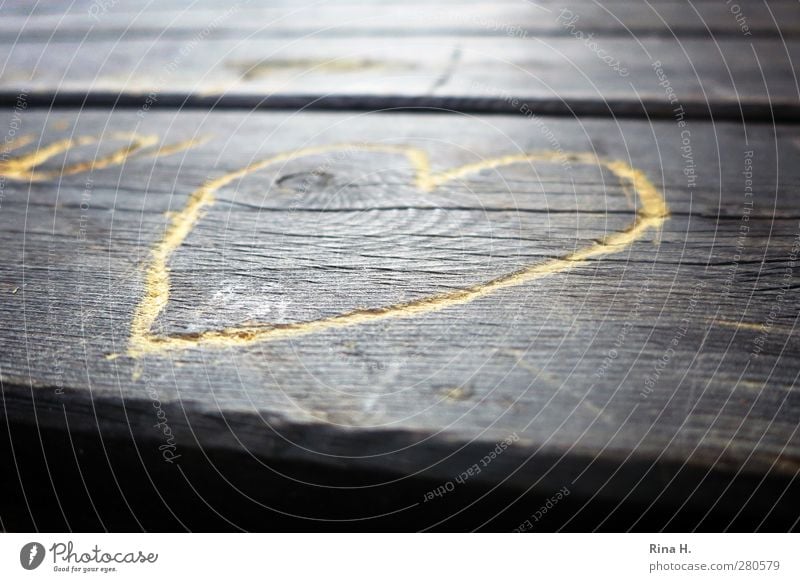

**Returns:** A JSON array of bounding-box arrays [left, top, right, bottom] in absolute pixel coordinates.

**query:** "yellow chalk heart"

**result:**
[[127, 143, 668, 357]]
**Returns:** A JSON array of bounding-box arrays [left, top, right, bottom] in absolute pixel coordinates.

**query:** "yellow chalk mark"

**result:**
[[0, 132, 207, 181], [442, 385, 474, 402], [138, 136, 211, 159], [0, 133, 155, 180], [710, 317, 795, 335], [230, 58, 407, 81], [127, 144, 669, 357], [711, 318, 765, 332], [2, 134, 36, 153]]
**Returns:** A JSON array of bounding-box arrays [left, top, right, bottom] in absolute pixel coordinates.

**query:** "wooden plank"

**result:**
[[3, 0, 799, 38], [1, 35, 798, 121], [4, 0, 797, 121], [1, 109, 799, 517]]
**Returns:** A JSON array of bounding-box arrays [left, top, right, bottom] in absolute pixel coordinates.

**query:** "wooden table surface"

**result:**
[[1, 0, 799, 531]]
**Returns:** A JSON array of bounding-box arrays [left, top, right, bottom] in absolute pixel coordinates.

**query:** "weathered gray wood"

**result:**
[[2, 36, 798, 121], [2, 1, 799, 121], [1, 109, 798, 520], [3, 0, 798, 38]]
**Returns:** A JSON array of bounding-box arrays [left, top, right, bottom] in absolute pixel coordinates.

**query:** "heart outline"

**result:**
[[127, 143, 668, 357]]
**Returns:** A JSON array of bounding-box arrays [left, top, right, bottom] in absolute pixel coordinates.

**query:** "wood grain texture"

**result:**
[[2, 2, 799, 120], [4, 0, 799, 38], [2, 0, 800, 531], [1, 110, 799, 522]]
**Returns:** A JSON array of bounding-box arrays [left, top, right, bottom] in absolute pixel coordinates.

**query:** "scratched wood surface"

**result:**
[[1, 108, 799, 530], [4, 0, 800, 37], [2, 2, 799, 120], [1, 1, 800, 531]]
